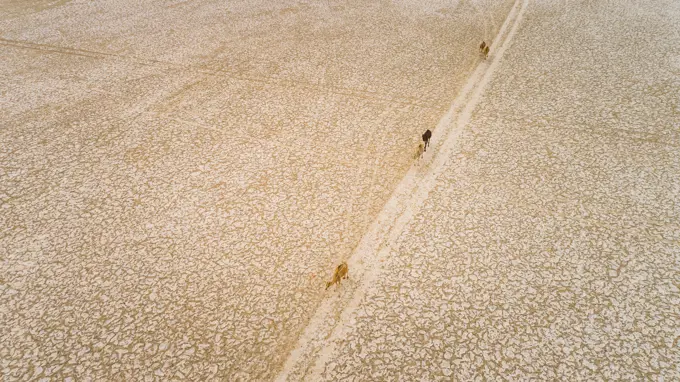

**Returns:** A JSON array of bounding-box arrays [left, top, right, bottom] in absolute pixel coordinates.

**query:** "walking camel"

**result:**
[[422, 129, 432, 152], [326, 262, 349, 290], [479, 41, 489, 59]]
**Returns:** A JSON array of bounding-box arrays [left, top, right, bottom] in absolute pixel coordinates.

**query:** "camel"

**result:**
[[480, 41, 489, 59], [422, 129, 432, 152], [326, 262, 349, 290]]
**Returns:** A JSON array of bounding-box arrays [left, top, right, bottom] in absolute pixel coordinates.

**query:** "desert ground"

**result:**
[[1, 0, 679, 381], [0, 0, 515, 380]]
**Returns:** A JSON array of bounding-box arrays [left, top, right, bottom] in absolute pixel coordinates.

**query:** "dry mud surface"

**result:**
[[0, 0, 516, 380], [301, 0, 680, 380], [1, 0, 679, 381]]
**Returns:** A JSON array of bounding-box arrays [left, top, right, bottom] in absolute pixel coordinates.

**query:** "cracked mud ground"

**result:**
[[0, 0, 515, 380], [313, 0, 680, 380], [1, 0, 679, 381]]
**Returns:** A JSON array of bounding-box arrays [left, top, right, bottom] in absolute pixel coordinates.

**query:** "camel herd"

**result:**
[[326, 41, 491, 292]]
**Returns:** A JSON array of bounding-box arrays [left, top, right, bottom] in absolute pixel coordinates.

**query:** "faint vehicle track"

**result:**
[[0, 37, 441, 111]]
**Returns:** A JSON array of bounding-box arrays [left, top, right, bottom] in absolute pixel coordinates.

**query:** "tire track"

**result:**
[[0, 38, 442, 111]]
